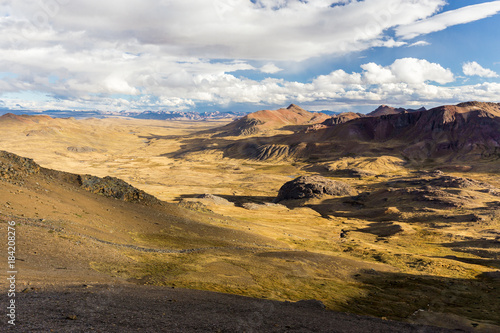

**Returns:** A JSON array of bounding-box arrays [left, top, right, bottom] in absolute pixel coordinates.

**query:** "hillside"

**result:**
[[1, 110, 499, 331], [0, 150, 284, 287]]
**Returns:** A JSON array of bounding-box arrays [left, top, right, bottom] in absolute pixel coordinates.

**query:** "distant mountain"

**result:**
[[216, 104, 330, 136], [126, 110, 246, 120], [0, 109, 105, 119], [0, 113, 56, 124], [0, 109, 246, 120]]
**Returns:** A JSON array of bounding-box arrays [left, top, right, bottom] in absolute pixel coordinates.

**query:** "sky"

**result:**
[[0, 0, 500, 114]]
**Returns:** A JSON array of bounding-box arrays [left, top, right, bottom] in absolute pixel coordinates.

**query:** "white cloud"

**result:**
[[397, 1, 500, 39], [2, 56, 488, 112], [260, 63, 283, 74], [389, 58, 454, 85], [408, 41, 430, 47], [463, 61, 499, 78], [3, 0, 447, 61]]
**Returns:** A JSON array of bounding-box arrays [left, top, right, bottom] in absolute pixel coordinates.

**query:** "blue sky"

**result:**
[[0, 0, 500, 113]]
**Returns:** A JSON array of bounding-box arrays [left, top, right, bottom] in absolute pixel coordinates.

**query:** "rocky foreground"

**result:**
[[15, 284, 461, 333]]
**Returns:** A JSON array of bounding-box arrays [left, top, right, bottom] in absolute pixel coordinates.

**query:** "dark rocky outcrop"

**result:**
[[78, 175, 159, 204], [67, 146, 97, 153], [0, 150, 160, 204], [275, 175, 357, 202], [0, 150, 41, 180]]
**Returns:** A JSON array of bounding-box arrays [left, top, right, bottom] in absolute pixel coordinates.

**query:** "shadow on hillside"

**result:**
[[343, 269, 500, 330], [439, 255, 500, 269], [437, 238, 500, 269], [175, 193, 276, 207]]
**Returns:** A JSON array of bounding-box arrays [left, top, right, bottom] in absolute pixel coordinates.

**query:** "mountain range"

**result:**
[[219, 101, 500, 163]]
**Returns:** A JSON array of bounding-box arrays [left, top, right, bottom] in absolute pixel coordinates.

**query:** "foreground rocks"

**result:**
[[15, 284, 460, 333], [275, 175, 357, 202]]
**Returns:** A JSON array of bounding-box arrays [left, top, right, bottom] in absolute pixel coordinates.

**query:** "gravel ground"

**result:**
[[3, 284, 466, 333]]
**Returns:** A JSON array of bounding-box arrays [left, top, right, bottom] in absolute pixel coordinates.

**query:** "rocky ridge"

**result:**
[[0, 150, 158, 204]]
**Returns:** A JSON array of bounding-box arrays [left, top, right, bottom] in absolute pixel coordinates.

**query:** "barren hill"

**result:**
[[1, 113, 499, 331], [0, 113, 59, 124], [217, 104, 329, 136]]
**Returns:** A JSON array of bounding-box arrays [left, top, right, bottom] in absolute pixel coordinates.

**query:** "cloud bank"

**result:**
[[0, 0, 499, 111]]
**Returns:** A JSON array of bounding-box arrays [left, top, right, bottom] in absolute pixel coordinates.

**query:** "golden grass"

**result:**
[[1, 116, 499, 329]]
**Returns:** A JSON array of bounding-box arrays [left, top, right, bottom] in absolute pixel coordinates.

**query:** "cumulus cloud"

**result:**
[[0, 0, 499, 111], [4, 0, 447, 61], [463, 61, 499, 78], [2, 55, 491, 112], [397, 1, 500, 39]]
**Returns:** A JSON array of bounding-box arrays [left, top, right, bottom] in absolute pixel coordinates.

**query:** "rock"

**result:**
[[275, 175, 357, 202], [196, 194, 233, 206], [178, 200, 213, 213], [0, 151, 41, 180], [67, 146, 97, 153], [294, 299, 326, 310], [242, 202, 261, 210], [384, 207, 401, 215]]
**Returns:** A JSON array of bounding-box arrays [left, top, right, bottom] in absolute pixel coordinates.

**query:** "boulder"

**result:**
[[275, 175, 357, 202]]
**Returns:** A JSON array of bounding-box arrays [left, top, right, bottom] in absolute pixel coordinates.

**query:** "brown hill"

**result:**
[[0, 113, 57, 124], [217, 104, 329, 136]]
